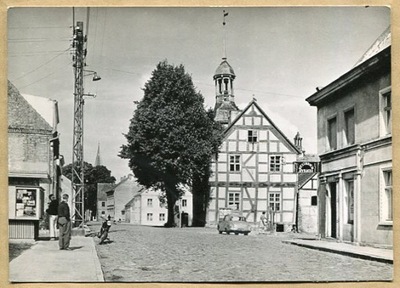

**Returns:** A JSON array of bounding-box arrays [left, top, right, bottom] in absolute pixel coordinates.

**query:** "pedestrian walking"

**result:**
[[259, 211, 267, 232], [58, 194, 71, 250], [46, 194, 58, 240]]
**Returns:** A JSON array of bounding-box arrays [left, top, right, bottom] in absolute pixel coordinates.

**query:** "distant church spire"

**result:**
[[95, 142, 102, 166]]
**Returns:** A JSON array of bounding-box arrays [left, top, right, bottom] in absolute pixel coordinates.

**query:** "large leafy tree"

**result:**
[[62, 162, 116, 218], [120, 60, 221, 227]]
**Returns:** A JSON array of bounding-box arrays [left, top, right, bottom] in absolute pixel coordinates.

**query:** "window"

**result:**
[[101, 211, 105, 215], [380, 88, 392, 136], [344, 180, 354, 224], [229, 155, 240, 172], [248, 130, 258, 143], [159, 213, 165, 221], [269, 155, 282, 172], [327, 117, 337, 150], [101, 201, 105, 207], [182, 199, 187, 207], [380, 169, 392, 223], [147, 198, 153, 207], [228, 192, 240, 210], [311, 196, 318, 206], [147, 213, 153, 221], [344, 108, 355, 146], [268, 193, 281, 211]]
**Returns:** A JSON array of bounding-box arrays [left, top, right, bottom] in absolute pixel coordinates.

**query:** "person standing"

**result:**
[[58, 194, 71, 250], [46, 194, 58, 240]]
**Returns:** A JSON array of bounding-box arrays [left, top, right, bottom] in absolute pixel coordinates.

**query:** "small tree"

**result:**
[[120, 60, 220, 227], [62, 162, 116, 218]]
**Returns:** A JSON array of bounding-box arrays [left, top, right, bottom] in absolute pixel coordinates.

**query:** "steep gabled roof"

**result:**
[[354, 26, 391, 67], [298, 172, 317, 189], [8, 81, 52, 132], [223, 99, 301, 154]]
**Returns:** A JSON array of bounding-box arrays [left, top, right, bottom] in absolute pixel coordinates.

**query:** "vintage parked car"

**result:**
[[217, 214, 251, 235]]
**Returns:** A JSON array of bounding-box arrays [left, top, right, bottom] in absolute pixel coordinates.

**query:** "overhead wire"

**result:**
[[11, 48, 71, 81], [19, 61, 73, 89]]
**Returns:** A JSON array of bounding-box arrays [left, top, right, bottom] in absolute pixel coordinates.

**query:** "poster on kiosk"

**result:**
[[9, 186, 44, 220]]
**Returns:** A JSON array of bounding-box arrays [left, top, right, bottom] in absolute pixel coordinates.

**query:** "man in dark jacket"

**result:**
[[46, 194, 58, 240], [58, 194, 71, 250]]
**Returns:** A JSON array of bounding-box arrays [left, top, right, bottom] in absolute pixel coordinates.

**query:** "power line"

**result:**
[[11, 48, 70, 82], [18, 61, 72, 89]]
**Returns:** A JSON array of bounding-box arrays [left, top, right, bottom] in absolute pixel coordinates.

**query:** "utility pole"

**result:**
[[71, 21, 86, 227]]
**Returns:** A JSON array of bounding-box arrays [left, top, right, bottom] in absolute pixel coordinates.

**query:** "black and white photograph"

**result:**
[[6, 5, 394, 284]]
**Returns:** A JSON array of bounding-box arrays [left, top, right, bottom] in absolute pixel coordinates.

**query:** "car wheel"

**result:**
[[244, 232, 249, 236], [235, 232, 239, 235], [226, 230, 230, 235], [219, 231, 222, 234]]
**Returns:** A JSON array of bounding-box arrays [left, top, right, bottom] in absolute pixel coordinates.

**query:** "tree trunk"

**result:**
[[165, 183, 177, 227], [192, 169, 210, 227]]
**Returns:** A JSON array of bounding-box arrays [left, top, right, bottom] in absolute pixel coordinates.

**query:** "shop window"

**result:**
[[228, 192, 240, 210], [380, 169, 392, 224], [344, 108, 355, 146], [268, 192, 281, 211], [380, 87, 391, 136], [229, 155, 241, 172], [16, 188, 37, 218], [147, 213, 153, 221], [269, 155, 282, 172], [327, 116, 337, 150], [248, 130, 258, 143], [311, 196, 317, 206]]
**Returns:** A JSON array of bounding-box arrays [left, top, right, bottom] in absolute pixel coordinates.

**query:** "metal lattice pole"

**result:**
[[71, 21, 85, 227]]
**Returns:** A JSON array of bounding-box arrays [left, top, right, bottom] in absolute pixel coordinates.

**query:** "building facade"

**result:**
[[8, 81, 61, 239], [125, 188, 193, 227], [208, 57, 301, 232], [101, 174, 142, 221], [306, 28, 391, 246]]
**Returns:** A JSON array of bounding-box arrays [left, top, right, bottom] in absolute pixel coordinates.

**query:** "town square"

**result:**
[[5, 4, 395, 286]]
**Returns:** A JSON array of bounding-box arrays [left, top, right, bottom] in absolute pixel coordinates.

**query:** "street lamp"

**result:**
[[84, 70, 101, 81]]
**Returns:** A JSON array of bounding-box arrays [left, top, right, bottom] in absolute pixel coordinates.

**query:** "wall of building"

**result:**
[[113, 175, 141, 221], [316, 73, 390, 155], [298, 176, 318, 234], [359, 143, 392, 246], [209, 102, 299, 231]]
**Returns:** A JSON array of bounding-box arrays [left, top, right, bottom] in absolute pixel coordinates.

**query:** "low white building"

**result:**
[[125, 188, 193, 227]]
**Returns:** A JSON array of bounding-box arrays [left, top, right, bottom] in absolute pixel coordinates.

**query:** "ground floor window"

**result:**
[[159, 213, 165, 221], [268, 192, 281, 212], [380, 169, 392, 224], [147, 213, 153, 221], [228, 192, 240, 210]]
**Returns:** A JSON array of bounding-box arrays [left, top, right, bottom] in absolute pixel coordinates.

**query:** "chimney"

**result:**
[[294, 132, 303, 152]]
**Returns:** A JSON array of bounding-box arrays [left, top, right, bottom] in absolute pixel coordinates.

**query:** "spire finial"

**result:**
[[222, 10, 229, 60]]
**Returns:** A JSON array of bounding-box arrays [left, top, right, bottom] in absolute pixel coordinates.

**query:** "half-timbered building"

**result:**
[[207, 58, 301, 231]]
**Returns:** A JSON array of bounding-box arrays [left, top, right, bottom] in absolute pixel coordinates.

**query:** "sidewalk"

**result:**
[[9, 235, 104, 282], [282, 238, 393, 264]]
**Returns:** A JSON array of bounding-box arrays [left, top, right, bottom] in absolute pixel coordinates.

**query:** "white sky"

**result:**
[[8, 7, 390, 181]]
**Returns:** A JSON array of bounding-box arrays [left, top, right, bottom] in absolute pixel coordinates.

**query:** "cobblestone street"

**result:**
[[90, 222, 392, 283]]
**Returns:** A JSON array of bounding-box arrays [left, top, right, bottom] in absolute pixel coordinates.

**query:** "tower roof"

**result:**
[[214, 58, 236, 79]]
